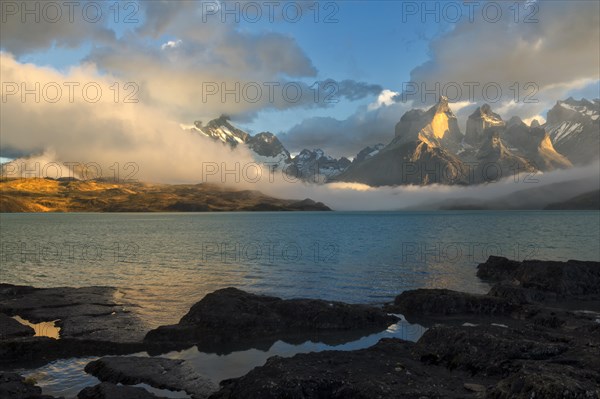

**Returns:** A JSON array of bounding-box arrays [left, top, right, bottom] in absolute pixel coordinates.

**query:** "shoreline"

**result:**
[[1, 256, 599, 398]]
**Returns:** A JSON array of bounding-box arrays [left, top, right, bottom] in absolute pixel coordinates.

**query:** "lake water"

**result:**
[[2, 211, 599, 398], [1, 211, 599, 327]]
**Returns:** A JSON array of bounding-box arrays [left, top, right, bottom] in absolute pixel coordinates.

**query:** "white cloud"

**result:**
[[402, 1, 599, 120], [285, 1, 600, 157], [368, 89, 399, 111], [0, 52, 257, 184], [0, 1, 116, 55], [161, 40, 182, 50], [280, 101, 414, 158], [523, 115, 546, 126]]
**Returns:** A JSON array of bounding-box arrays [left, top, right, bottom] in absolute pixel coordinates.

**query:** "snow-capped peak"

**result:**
[[557, 97, 599, 121]]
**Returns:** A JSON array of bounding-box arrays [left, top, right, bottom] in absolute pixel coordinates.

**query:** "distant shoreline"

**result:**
[[0, 178, 331, 213]]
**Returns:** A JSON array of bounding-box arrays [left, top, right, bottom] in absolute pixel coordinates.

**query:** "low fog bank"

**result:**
[[253, 162, 600, 211]]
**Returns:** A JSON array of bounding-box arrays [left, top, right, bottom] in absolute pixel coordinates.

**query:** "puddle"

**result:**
[[132, 383, 191, 398], [161, 316, 427, 383], [20, 317, 426, 398], [20, 357, 99, 398], [13, 316, 61, 339]]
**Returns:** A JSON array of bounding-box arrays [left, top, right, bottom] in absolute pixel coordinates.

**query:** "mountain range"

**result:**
[[184, 97, 599, 186], [182, 116, 352, 183]]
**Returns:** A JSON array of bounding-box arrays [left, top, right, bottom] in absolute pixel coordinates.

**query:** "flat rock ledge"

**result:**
[[0, 314, 35, 339], [144, 287, 398, 352], [84, 356, 217, 399], [0, 284, 148, 367], [0, 284, 147, 343]]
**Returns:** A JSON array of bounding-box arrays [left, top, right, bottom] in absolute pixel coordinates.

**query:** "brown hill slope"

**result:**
[[0, 178, 331, 212]]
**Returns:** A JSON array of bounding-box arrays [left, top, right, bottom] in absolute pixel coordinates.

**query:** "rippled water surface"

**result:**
[[2, 211, 599, 327]]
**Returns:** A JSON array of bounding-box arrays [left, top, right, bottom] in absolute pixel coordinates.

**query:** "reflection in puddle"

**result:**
[[20, 358, 192, 399], [132, 383, 191, 398], [162, 316, 426, 383], [13, 316, 61, 339], [20, 357, 99, 399], [21, 317, 426, 399]]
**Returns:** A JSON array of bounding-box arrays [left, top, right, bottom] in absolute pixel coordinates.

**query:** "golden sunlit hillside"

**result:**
[[0, 178, 330, 213]]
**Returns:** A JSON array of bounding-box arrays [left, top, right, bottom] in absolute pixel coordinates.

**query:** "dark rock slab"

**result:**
[[0, 371, 62, 399], [385, 288, 519, 317], [487, 363, 600, 399], [207, 320, 600, 398], [0, 284, 146, 343], [487, 282, 552, 304], [0, 313, 34, 339], [78, 382, 169, 399], [145, 288, 397, 349], [477, 257, 600, 300], [0, 337, 146, 370], [209, 338, 491, 399], [85, 356, 216, 399], [0, 284, 149, 369], [180, 287, 395, 330], [416, 324, 570, 376], [476, 256, 523, 281]]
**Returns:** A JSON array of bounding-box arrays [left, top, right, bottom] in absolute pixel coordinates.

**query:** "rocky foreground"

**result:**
[[1, 256, 599, 398]]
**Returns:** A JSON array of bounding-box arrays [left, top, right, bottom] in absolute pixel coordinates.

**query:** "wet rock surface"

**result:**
[[0, 313, 35, 339], [0, 336, 147, 370], [209, 338, 493, 399], [0, 284, 148, 368], [84, 356, 217, 399], [0, 371, 63, 399], [3, 257, 600, 398], [0, 284, 147, 343], [486, 363, 600, 399], [416, 324, 572, 376], [77, 382, 169, 399], [477, 256, 600, 301], [144, 287, 398, 350], [208, 319, 599, 398], [384, 288, 518, 316], [210, 258, 600, 398]]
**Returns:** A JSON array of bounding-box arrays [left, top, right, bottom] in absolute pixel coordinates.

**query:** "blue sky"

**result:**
[[236, 1, 446, 135]]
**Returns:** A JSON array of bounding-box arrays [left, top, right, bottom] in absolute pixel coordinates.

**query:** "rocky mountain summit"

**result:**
[[184, 117, 351, 182], [545, 97, 600, 165], [338, 96, 589, 186], [465, 104, 505, 146], [186, 97, 597, 187]]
